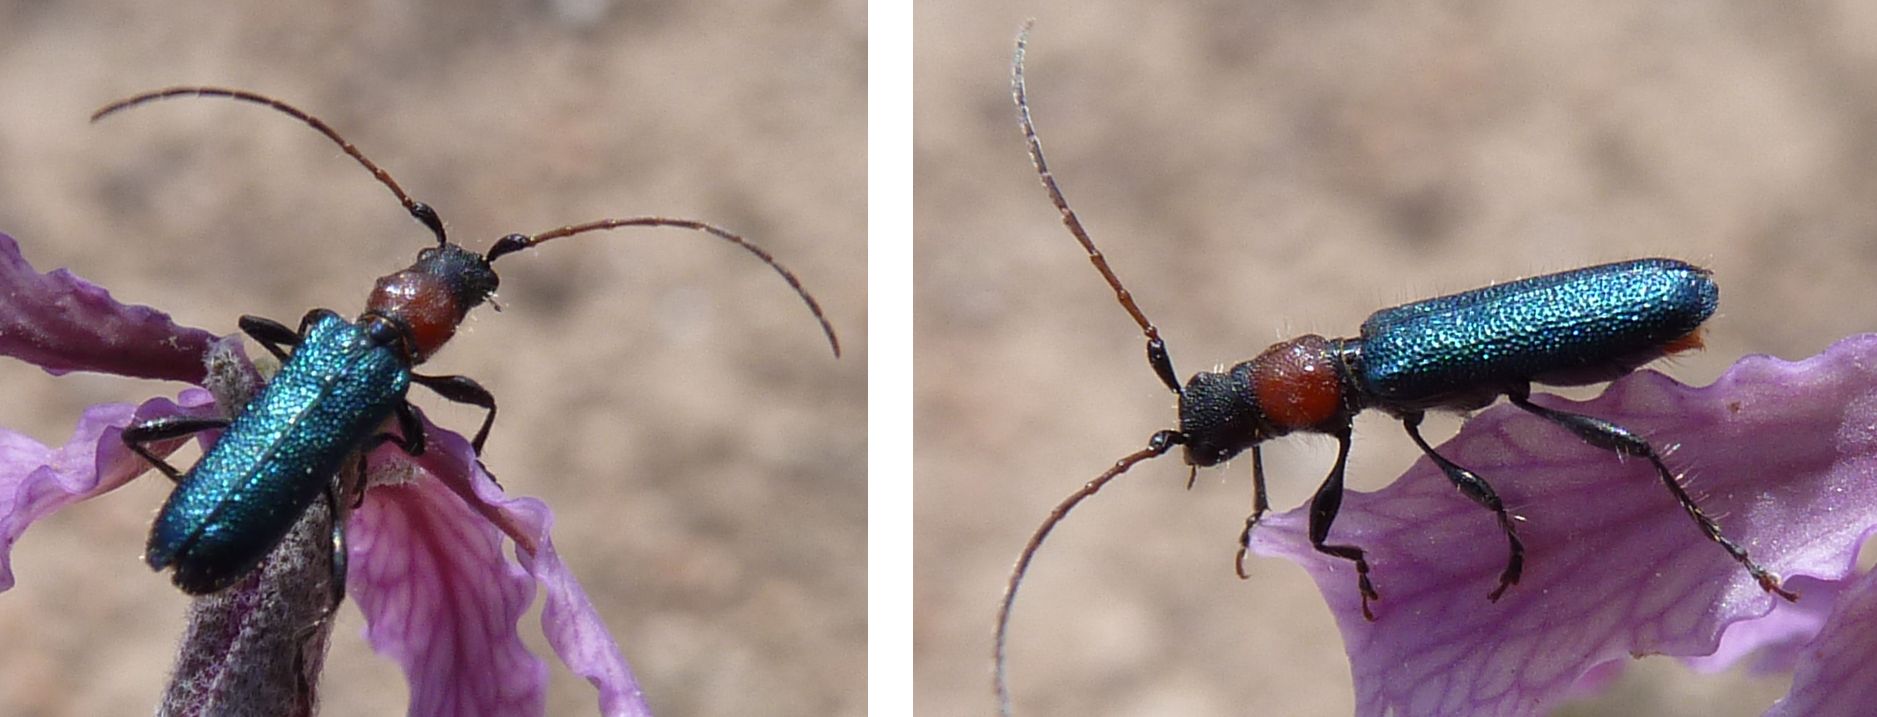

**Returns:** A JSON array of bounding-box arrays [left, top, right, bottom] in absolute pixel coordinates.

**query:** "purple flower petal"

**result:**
[[1764, 568, 1877, 717], [349, 464, 549, 717], [1685, 575, 1841, 675], [357, 423, 651, 717], [0, 232, 218, 382], [503, 498, 655, 717], [1249, 334, 1877, 717], [0, 390, 216, 591]]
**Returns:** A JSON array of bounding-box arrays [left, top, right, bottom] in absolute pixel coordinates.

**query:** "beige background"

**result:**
[[919, 3, 1877, 716], [0, 2, 864, 715]]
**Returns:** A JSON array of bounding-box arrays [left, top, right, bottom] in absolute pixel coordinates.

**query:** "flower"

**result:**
[[0, 231, 651, 717], [1248, 333, 1877, 716]]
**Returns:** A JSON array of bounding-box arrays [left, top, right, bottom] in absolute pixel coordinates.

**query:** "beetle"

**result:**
[[993, 23, 1796, 713], [101, 87, 840, 604]]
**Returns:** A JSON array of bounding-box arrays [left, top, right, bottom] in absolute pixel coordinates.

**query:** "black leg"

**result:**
[[349, 450, 371, 510], [121, 416, 230, 482], [320, 478, 348, 611], [237, 315, 300, 362], [291, 476, 351, 688], [1233, 445, 1271, 579], [350, 402, 427, 508], [1307, 430, 1380, 620], [412, 373, 497, 453], [1507, 387, 1797, 601], [359, 401, 427, 460], [1402, 412, 1524, 601], [392, 401, 425, 456], [294, 308, 341, 337]]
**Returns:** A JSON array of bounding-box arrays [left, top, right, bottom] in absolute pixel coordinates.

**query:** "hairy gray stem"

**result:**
[[157, 336, 343, 717]]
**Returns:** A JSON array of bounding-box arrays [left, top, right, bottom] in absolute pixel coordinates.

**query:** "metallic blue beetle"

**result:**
[[141, 312, 416, 595], [128, 245, 493, 598], [996, 25, 1794, 714], [103, 87, 839, 602]]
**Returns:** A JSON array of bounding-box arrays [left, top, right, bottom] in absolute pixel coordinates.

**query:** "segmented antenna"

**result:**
[[998, 24, 1200, 715], [1014, 21, 1181, 396], [994, 430, 1182, 717], [488, 218, 841, 357], [91, 86, 448, 245]]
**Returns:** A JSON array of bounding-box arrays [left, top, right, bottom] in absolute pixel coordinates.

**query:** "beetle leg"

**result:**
[[293, 308, 343, 337], [321, 477, 348, 612], [1402, 411, 1524, 601], [1307, 429, 1379, 619], [237, 315, 300, 362], [1508, 387, 1797, 602], [412, 373, 497, 454], [391, 400, 426, 456], [344, 451, 366, 510], [121, 416, 230, 482], [289, 478, 350, 690], [1232, 445, 1271, 579], [358, 401, 427, 463]]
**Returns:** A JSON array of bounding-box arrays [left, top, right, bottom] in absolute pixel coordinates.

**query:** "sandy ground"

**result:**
[[0, 2, 864, 716], [918, 3, 1877, 716]]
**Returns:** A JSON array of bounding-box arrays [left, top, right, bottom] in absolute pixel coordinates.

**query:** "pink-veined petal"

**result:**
[[349, 466, 548, 717], [402, 425, 653, 717], [1249, 334, 1877, 717], [0, 232, 217, 382]]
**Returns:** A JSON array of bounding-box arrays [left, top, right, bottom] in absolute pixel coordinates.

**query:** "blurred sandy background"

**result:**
[[0, 2, 863, 715], [919, 3, 1877, 716]]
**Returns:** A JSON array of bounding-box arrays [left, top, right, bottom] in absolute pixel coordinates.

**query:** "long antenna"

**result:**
[[488, 218, 841, 357], [1014, 21, 1181, 396], [994, 431, 1181, 717], [91, 86, 448, 245]]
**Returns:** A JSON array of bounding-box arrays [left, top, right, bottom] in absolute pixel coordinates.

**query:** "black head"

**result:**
[[412, 242, 501, 309], [1177, 366, 1269, 467]]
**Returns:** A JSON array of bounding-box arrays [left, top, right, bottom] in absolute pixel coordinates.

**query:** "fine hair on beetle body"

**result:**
[[993, 22, 1797, 715], [98, 86, 840, 611]]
